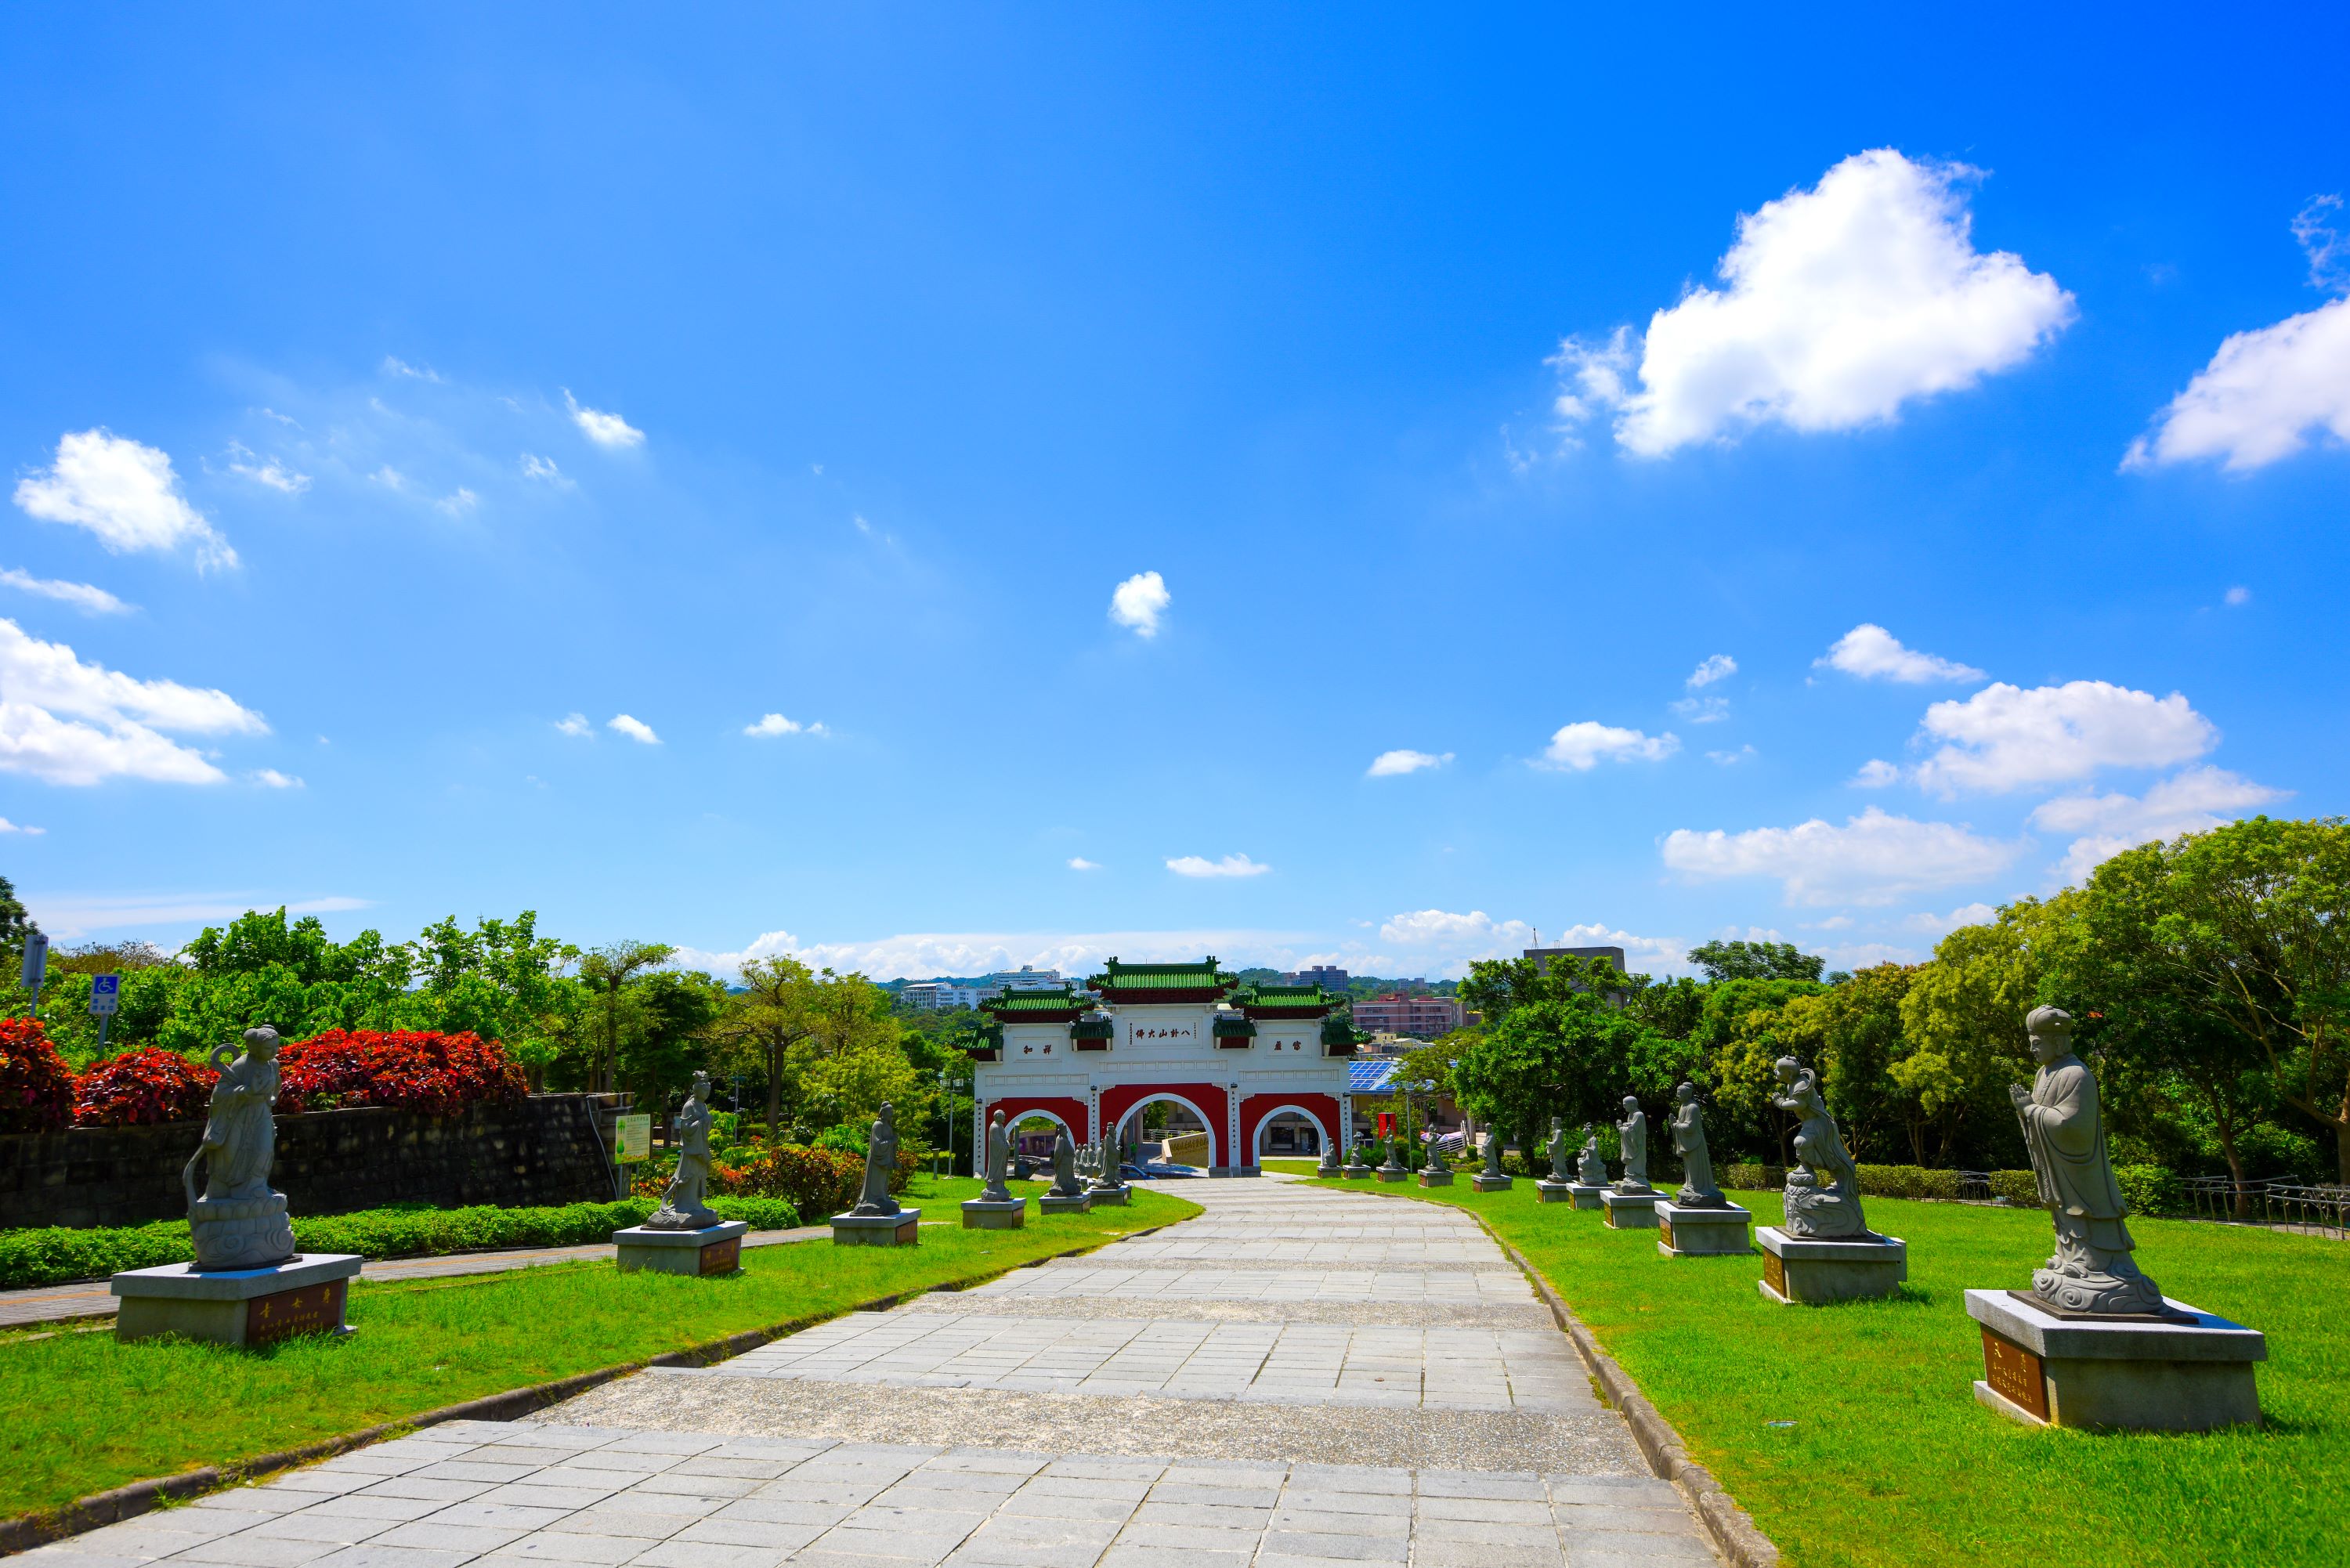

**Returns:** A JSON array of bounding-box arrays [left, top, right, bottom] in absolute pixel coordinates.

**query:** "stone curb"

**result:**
[[0, 1208, 1193, 1558]]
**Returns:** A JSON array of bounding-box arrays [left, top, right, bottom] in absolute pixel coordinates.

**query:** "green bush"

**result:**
[[1987, 1169, 2039, 1205], [0, 1194, 799, 1289], [1723, 1162, 1787, 1190], [1855, 1165, 1968, 1201], [2114, 1163, 2183, 1216]]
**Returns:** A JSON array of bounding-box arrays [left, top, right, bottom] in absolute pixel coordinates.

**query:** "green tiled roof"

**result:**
[[982, 985, 1089, 1014], [1234, 982, 1334, 1009], [1087, 956, 1235, 992]]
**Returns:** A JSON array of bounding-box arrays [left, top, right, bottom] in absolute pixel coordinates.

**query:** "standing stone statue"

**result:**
[[981, 1110, 1012, 1203], [1612, 1097, 1650, 1192], [1316, 1132, 1341, 1176], [648, 1071, 721, 1230], [1773, 1058, 1874, 1239], [1423, 1132, 1447, 1172], [1481, 1128, 1506, 1180], [1047, 1124, 1086, 1198], [1669, 1082, 1730, 1208], [848, 1101, 902, 1218], [1577, 1125, 1608, 1186], [1376, 1134, 1404, 1174], [1544, 1117, 1569, 1180], [2012, 1007, 2167, 1316], [183, 1027, 297, 1270]]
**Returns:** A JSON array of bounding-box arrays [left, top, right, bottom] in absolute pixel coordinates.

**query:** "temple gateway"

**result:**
[[967, 957, 1360, 1175]]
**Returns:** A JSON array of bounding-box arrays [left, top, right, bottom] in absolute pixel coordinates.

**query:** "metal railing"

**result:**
[[2183, 1176, 2350, 1238]]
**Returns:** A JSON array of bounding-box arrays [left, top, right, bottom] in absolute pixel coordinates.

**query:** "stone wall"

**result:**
[[0, 1094, 621, 1230]]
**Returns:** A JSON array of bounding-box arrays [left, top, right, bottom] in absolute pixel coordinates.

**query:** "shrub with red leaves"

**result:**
[[0, 1017, 74, 1134], [276, 1029, 528, 1115], [73, 1047, 220, 1126]]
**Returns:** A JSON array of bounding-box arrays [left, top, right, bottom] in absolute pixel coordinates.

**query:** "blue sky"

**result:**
[[2, 5, 2345, 981]]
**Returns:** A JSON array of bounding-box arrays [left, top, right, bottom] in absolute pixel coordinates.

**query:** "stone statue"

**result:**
[[1544, 1117, 1569, 1180], [1316, 1132, 1341, 1176], [1423, 1133, 1446, 1172], [1773, 1057, 1874, 1239], [1047, 1125, 1086, 1198], [848, 1101, 902, 1217], [1669, 1082, 1729, 1208], [1576, 1125, 1607, 1186], [1612, 1097, 1650, 1192], [1376, 1135, 1403, 1173], [1091, 1133, 1126, 1191], [2012, 1006, 2168, 1316], [183, 1026, 297, 1270], [981, 1110, 1012, 1203], [647, 1071, 721, 1230], [1481, 1128, 1506, 1179]]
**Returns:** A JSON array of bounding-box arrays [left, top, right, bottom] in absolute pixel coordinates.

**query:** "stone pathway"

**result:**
[[27, 1180, 1723, 1567]]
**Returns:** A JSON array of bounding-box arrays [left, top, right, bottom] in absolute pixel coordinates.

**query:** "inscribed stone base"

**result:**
[[1755, 1224, 1907, 1304], [1376, 1169, 1409, 1183], [1656, 1202, 1753, 1257], [615, 1219, 749, 1275], [1567, 1183, 1607, 1209], [1472, 1173, 1514, 1191], [112, 1254, 362, 1346], [1087, 1186, 1131, 1206], [960, 1198, 1026, 1230], [1342, 1163, 1374, 1178], [1535, 1180, 1575, 1204], [1965, 1288, 2265, 1432], [1037, 1192, 1094, 1214], [1417, 1169, 1455, 1187], [831, 1209, 923, 1246], [1602, 1190, 1659, 1229]]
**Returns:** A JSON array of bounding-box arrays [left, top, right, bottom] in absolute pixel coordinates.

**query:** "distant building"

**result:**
[[902, 981, 982, 1011], [1353, 993, 1465, 1038], [1282, 964, 1350, 991]]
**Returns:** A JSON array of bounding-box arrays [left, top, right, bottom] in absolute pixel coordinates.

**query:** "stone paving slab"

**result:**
[[980, 1264, 1533, 1299], [898, 1295, 1560, 1331]]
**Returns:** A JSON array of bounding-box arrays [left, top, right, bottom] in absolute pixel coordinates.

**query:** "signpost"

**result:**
[[88, 972, 121, 1052], [612, 1111, 652, 1200], [20, 932, 49, 1013]]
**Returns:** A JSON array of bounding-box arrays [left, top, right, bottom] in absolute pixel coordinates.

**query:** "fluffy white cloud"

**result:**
[[1109, 570, 1170, 638], [2032, 765, 2290, 883], [1537, 721, 1679, 771], [382, 356, 442, 382], [1166, 853, 1269, 879], [1707, 745, 1757, 765], [555, 713, 592, 737], [521, 453, 571, 486], [2124, 294, 2350, 472], [0, 569, 129, 616], [2225, 585, 2252, 607], [1661, 807, 2023, 905], [1554, 150, 2073, 456], [0, 818, 43, 835], [607, 714, 660, 745], [669, 927, 1282, 984], [744, 713, 828, 738], [14, 430, 238, 569], [1817, 623, 1984, 684], [225, 444, 310, 494], [565, 391, 645, 449], [27, 892, 367, 940], [1068, 857, 1101, 871], [0, 619, 266, 786], [1367, 749, 1452, 777], [1687, 654, 1737, 688], [1913, 681, 2215, 796], [1677, 649, 1734, 721], [1376, 910, 1687, 974], [1851, 758, 1901, 787], [253, 769, 305, 789], [1901, 902, 1998, 937]]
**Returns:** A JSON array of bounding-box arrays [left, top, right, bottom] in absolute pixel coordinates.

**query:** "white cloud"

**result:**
[[2295, 194, 2346, 291], [554, 713, 592, 738], [0, 619, 266, 786], [1068, 857, 1101, 871], [371, 466, 406, 490], [1914, 681, 2216, 796], [1166, 853, 1270, 879], [1687, 654, 1737, 688], [520, 453, 571, 486], [1109, 570, 1170, 638], [607, 714, 660, 745], [14, 430, 238, 570], [1707, 744, 1757, 765], [2225, 585, 2252, 607], [226, 446, 310, 495], [1554, 150, 2073, 456], [1901, 902, 1998, 937], [1821, 941, 1924, 970], [565, 390, 645, 450], [744, 713, 828, 738], [1851, 759, 1901, 787], [1377, 910, 1687, 975], [2032, 764, 2290, 883], [0, 818, 44, 835], [1672, 695, 1728, 723], [381, 356, 442, 382], [1367, 749, 1452, 777], [1536, 721, 1679, 771], [252, 769, 305, 789], [0, 569, 130, 616], [433, 487, 478, 516], [1817, 623, 1984, 684], [1661, 806, 2023, 905], [24, 892, 368, 940], [668, 927, 1287, 984], [2124, 294, 2350, 472]]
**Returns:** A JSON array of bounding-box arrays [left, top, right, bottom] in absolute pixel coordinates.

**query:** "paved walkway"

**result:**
[[27, 1180, 1721, 1567]]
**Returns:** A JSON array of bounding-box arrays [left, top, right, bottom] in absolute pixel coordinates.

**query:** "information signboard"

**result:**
[[613, 1113, 653, 1165]]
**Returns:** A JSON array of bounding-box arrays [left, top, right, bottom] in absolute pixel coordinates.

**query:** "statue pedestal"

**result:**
[[1472, 1172, 1513, 1192], [1417, 1168, 1455, 1188], [1087, 1184, 1131, 1207], [113, 1254, 362, 1346], [1657, 1202, 1752, 1257], [960, 1198, 1025, 1230], [1602, 1190, 1659, 1229], [1535, 1180, 1575, 1204], [1965, 1289, 2265, 1432], [615, 1219, 749, 1275], [1756, 1225, 1907, 1304], [1376, 1166, 1409, 1183], [1038, 1190, 1093, 1214], [831, 1208, 922, 1246], [1342, 1162, 1373, 1178], [1567, 1183, 1607, 1209]]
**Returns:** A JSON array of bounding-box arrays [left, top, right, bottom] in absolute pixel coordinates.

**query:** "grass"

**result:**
[[0, 1176, 1197, 1524], [1306, 1176, 2347, 1568]]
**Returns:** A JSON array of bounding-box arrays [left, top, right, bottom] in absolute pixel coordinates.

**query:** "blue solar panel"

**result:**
[[1348, 1058, 1401, 1093]]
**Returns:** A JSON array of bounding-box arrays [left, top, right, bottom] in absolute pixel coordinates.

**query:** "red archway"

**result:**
[[981, 1095, 1091, 1145], [1098, 1082, 1230, 1169], [1241, 1093, 1340, 1164]]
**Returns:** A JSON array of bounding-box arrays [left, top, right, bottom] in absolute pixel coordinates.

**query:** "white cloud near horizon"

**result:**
[[20, 892, 370, 941], [1167, 853, 1270, 879], [1537, 721, 1679, 771], [1817, 623, 1984, 684], [667, 927, 1300, 984], [1377, 909, 1688, 975], [607, 714, 660, 745], [745, 714, 828, 738], [1901, 901, 1999, 938], [555, 714, 592, 738], [0, 569, 131, 616], [0, 618, 267, 786], [564, 390, 645, 450], [1068, 857, 1101, 871], [1109, 570, 1170, 638], [1913, 680, 2215, 795], [1552, 150, 2073, 456], [14, 430, 239, 570], [1661, 807, 2023, 905], [2031, 764, 2290, 883], [1367, 749, 1452, 777]]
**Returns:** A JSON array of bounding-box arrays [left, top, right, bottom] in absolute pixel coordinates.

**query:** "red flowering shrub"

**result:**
[[277, 1030, 528, 1115], [0, 1018, 74, 1133], [74, 1048, 219, 1126], [710, 1143, 868, 1216]]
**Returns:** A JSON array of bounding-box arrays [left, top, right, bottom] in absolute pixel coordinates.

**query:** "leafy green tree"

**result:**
[[577, 941, 674, 1093], [1693, 977, 1826, 1163], [1778, 965, 1926, 1162], [620, 968, 728, 1110], [1895, 895, 2076, 1168], [713, 956, 819, 1136], [0, 874, 39, 968], [1686, 939, 1825, 983]]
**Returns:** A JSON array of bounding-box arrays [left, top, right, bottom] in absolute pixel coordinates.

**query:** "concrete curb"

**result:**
[[0, 1205, 1195, 1558]]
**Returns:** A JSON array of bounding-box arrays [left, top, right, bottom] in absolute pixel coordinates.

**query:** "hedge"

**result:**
[[1721, 1161, 2183, 1215], [0, 1194, 800, 1290]]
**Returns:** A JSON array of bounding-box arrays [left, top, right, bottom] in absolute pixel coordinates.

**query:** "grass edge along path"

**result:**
[[0, 1184, 1200, 1538], [1304, 1176, 2346, 1568]]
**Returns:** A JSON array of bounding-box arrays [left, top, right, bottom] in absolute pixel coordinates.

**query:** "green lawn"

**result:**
[[0, 1179, 1198, 1525], [1307, 1176, 2346, 1568]]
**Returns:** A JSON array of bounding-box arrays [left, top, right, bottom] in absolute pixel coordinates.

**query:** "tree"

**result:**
[[1694, 977, 1826, 1163], [577, 941, 674, 1093], [1778, 965, 1926, 1162], [1686, 940, 1825, 984], [0, 874, 39, 967], [714, 956, 819, 1135], [1896, 897, 2073, 1168]]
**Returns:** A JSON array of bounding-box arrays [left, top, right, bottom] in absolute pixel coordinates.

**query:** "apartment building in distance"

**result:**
[[1351, 992, 1466, 1039]]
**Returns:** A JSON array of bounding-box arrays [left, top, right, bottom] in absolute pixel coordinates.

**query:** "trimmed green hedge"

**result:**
[[1721, 1162, 2182, 1215], [0, 1195, 799, 1290]]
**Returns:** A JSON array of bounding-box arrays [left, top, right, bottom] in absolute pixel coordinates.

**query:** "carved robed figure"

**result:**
[[849, 1101, 903, 1217], [982, 1110, 1012, 1203], [1047, 1124, 1086, 1198], [1544, 1117, 1569, 1180], [1773, 1057, 1875, 1239], [1612, 1096, 1650, 1192], [183, 1027, 298, 1269], [1669, 1082, 1730, 1208], [2012, 1006, 2168, 1316], [1577, 1125, 1607, 1186], [648, 1071, 721, 1230]]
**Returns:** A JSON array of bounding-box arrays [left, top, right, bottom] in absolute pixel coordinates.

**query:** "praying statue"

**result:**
[[183, 1027, 297, 1270], [649, 1071, 721, 1230], [849, 1101, 902, 1217], [2012, 1007, 2169, 1316], [981, 1110, 1012, 1203], [1669, 1082, 1729, 1208], [1612, 1096, 1650, 1192], [1482, 1127, 1506, 1179], [1577, 1125, 1607, 1186], [1544, 1117, 1569, 1181], [1047, 1125, 1086, 1198], [1773, 1058, 1874, 1239]]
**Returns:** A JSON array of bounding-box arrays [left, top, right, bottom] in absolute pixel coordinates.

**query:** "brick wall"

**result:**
[[0, 1094, 620, 1230]]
